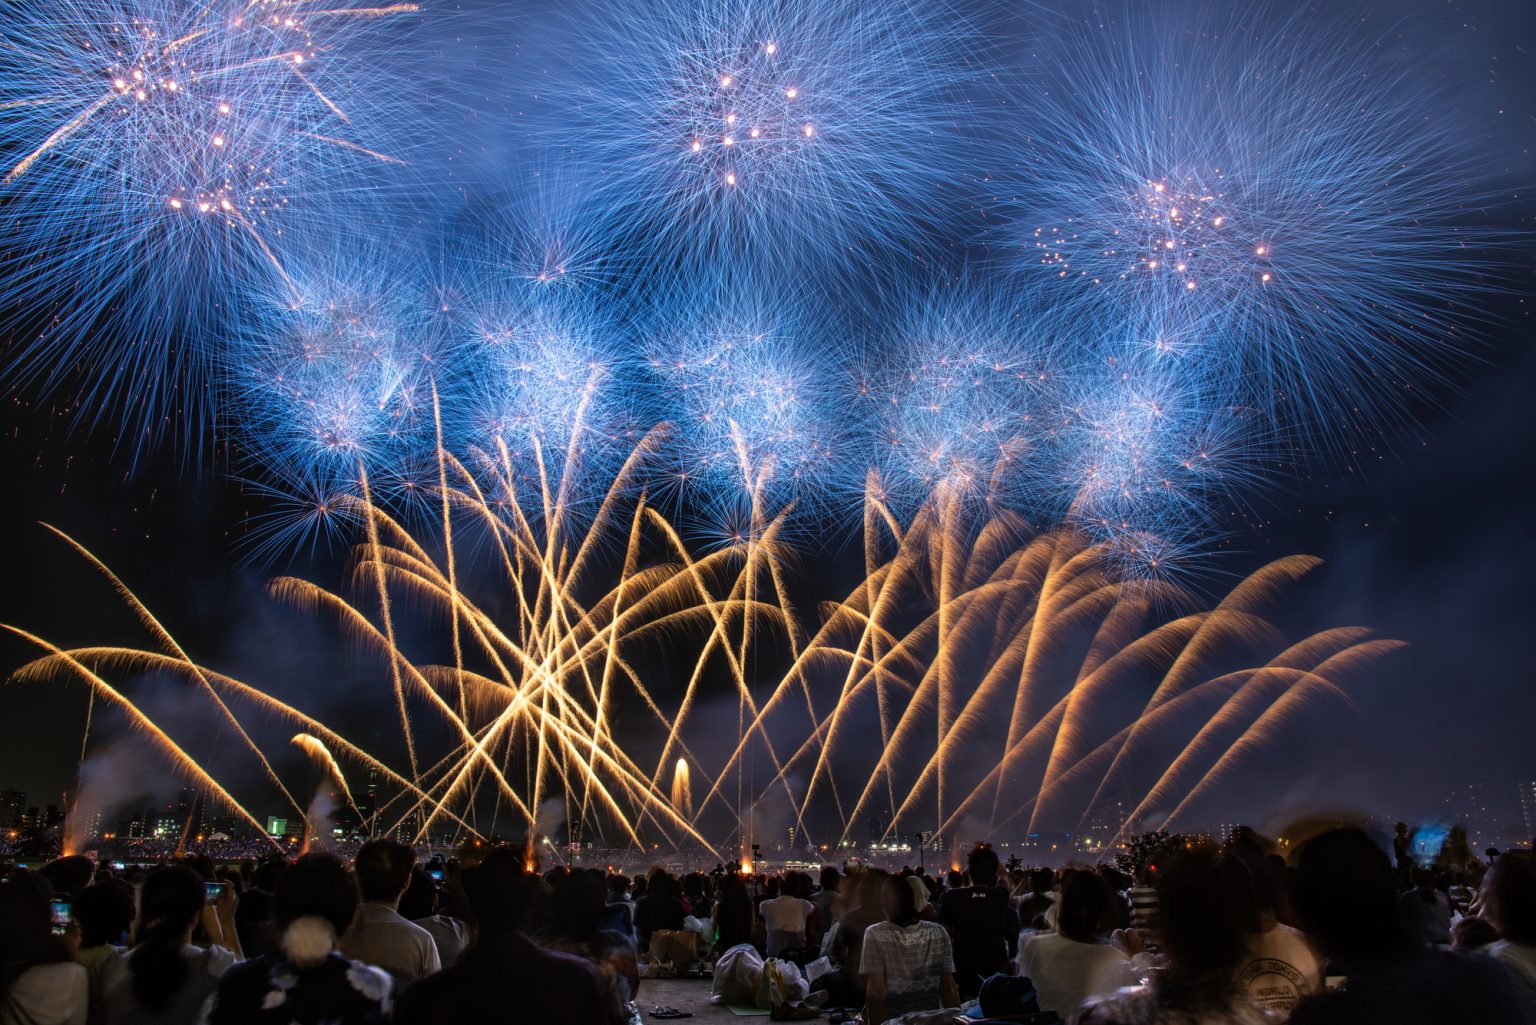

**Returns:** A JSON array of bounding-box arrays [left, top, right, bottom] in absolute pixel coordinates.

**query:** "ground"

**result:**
[[638, 976, 754, 1019]]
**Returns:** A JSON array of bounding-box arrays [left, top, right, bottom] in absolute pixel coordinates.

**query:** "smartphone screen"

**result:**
[[204, 881, 227, 905], [49, 897, 71, 936], [428, 868, 445, 883]]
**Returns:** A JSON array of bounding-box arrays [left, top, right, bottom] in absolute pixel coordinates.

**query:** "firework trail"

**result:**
[[7, 449, 1396, 850]]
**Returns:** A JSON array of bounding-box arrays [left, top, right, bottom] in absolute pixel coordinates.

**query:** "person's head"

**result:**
[[354, 839, 416, 904], [903, 875, 929, 915], [39, 855, 94, 897], [1451, 915, 1500, 951], [881, 873, 919, 926], [551, 869, 607, 942], [856, 868, 889, 911], [1029, 867, 1053, 894], [1481, 851, 1536, 945], [968, 843, 1000, 887], [606, 874, 630, 901], [462, 848, 533, 943], [719, 874, 749, 907], [1057, 870, 1112, 941], [1155, 847, 1247, 985], [275, 853, 361, 967], [73, 879, 136, 948], [0, 871, 69, 985], [397, 867, 438, 921], [253, 859, 286, 893], [820, 866, 840, 893], [1295, 828, 1408, 961], [183, 855, 217, 883], [1395, 822, 1408, 837], [129, 865, 206, 1010]]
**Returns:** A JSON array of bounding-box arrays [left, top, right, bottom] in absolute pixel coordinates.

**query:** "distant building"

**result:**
[[1442, 781, 1523, 849], [1520, 780, 1536, 845], [0, 790, 25, 829]]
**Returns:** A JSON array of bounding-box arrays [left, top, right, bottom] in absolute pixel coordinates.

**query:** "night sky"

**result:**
[[1, 0, 1534, 843]]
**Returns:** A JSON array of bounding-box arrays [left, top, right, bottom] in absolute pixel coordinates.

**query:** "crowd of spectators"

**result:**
[[0, 824, 1530, 1024]]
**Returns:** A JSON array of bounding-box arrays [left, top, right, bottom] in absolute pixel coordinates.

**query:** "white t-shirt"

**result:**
[[1, 962, 87, 1025], [762, 896, 815, 957], [1016, 931, 1129, 1018], [97, 944, 238, 1025], [1233, 923, 1321, 1020], [860, 920, 956, 1020], [412, 914, 469, 968], [338, 903, 443, 983], [762, 896, 814, 934]]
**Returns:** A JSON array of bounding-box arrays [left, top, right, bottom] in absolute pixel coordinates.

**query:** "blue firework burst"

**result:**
[[855, 285, 1060, 519], [0, 0, 426, 451], [643, 278, 850, 521], [546, 0, 997, 282], [230, 247, 454, 493], [1006, 2, 1505, 448]]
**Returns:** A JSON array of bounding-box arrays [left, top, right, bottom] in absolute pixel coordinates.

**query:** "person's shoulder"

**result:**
[[96, 945, 130, 980], [21, 960, 87, 987], [192, 943, 241, 976], [533, 939, 606, 975]]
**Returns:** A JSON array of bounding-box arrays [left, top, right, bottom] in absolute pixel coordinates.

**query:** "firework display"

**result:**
[[0, 0, 1520, 851], [0, 0, 425, 450], [10, 442, 1397, 851]]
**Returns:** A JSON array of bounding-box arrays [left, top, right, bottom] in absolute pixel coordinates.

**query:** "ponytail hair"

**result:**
[[128, 866, 204, 1011]]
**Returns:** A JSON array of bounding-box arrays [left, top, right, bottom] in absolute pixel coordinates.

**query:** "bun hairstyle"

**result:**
[[273, 854, 359, 968], [129, 866, 205, 1010]]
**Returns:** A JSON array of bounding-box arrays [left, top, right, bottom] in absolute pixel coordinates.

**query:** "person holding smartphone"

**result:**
[[0, 870, 88, 1025], [96, 866, 243, 1025]]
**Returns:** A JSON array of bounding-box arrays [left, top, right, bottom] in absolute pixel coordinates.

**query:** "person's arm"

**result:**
[[419, 933, 442, 978], [1004, 904, 1020, 961], [940, 972, 961, 1008], [201, 886, 243, 959], [865, 971, 888, 1025], [806, 904, 821, 945]]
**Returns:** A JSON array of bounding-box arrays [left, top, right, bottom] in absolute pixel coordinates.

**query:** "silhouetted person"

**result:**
[[1483, 851, 1536, 1001], [540, 868, 637, 1025], [0, 870, 86, 1025], [397, 867, 468, 969], [338, 840, 440, 985], [862, 873, 960, 1023], [938, 843, 1019, 999], [205, 853, 394, 1025], [1077, 847, 1267, 1025], [1017, 870, 1128, 1019], [98, 865, 239, 1025], [1016, 867, 1055, 931], [394, 849, 607, 1025], [712, 875, 754, 952], [1290, 828, 1535, 1025], [633, 871, 685, 948], [71, 879, 135, 985]]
